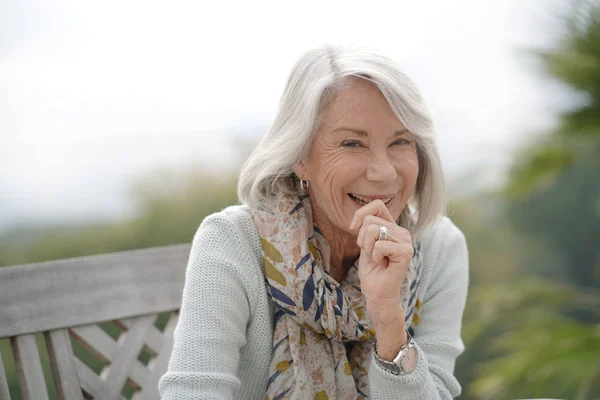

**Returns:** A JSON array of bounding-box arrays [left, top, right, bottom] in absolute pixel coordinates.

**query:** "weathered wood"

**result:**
[[136, 312, 179, 400], [44, 329, 83, 400], [0, 244, 190, 338], [70, 325, 118, 365], [75, 356, 145, 400], [11, 334, 49, 400], [70, 319, 169, 398], [0, 350, 12, 400], [128, 360, 150, 391], [75, 358, 114, 400], [99, 315, 155, 400], [120, 317, 163, 355], [1, 245, 189, 399]]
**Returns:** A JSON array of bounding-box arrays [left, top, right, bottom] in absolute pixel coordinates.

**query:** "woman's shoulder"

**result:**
[[196, 204, 257, 242], [201, 203, 254, 226], [190, 204, 263, 279]]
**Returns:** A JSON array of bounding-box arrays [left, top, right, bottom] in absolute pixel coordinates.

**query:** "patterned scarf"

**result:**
[[252, 190, 423, 400]]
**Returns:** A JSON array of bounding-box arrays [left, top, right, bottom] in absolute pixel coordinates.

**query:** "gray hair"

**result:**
[[237, 44, 446, 238]]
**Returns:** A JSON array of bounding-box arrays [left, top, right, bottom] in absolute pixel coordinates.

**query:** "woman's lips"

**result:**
[[348, 193, 394, 206]]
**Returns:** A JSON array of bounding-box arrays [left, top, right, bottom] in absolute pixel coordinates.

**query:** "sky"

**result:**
[[0, 0, 569, 230]]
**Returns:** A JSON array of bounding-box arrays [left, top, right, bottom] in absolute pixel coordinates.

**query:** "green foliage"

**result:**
[[465, 280, 600, 399], [540, 1, 600, 138], [464, 1, 600, 398], [508, 141, 600, 287], [508, 0, 600, 196], [505, 0, 600, 288], [506, 141, 574, 199], [543, 1, 600, 137]]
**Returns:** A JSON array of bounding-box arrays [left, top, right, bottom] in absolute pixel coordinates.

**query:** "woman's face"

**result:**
[[295, 78, 419, 235]]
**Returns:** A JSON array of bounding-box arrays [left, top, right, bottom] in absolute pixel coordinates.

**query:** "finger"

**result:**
[[362, 224, 383, 255], [372, 240, 414, 268], [357, 216, 395, 249], [350, 199, 395, 230], [371, 240, 392, 268], [357, 215, 412, 249]]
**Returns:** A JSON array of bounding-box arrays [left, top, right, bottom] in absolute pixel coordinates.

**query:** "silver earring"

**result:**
[[300, 179, 309, 191]]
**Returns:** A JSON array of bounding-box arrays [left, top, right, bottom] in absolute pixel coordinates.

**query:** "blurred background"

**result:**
[[1, 0, 599, 399]]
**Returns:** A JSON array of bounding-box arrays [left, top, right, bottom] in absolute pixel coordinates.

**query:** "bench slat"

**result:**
[[70, 325, 118, 365], [12, 334, 49, 400], [45, 329, 83, 400], [137, 312, 179, 400], [0, 245, 189, 398], [0, 351, 12, 400], [100, 315, 155, 400], [70, 321, 163, 397], [0, 244, 190, 338], [75, 358, 126, 400], [120, 318, 164, 356], [128, 360, 150, 391]]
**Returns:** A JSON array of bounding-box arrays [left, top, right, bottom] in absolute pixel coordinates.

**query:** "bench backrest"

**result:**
[[0, 244, 190, 400]]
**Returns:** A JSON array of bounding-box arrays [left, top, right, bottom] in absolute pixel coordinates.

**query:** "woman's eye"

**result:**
[[342, 140, 362, 148], [392, 138, 412, 146]]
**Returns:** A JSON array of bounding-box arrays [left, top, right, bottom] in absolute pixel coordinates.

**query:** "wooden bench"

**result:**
[[0, 244, 191, 400]]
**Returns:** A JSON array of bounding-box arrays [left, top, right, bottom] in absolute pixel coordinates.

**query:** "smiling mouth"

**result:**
[[348, 193, 394, 206]]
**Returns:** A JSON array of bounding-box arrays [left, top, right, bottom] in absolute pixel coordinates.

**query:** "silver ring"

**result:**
[[378, 225, 388, 241]]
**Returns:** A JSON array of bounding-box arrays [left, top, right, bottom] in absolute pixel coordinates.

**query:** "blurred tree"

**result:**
[[507, 0, 600, 288], [506, 139, 600, 290], [467, 1, 600, 398], [508, 0, 600, 198], [466, 280, 600, 400]]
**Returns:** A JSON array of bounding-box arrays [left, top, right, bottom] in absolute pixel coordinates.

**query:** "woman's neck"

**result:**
[[312, 206, 360, 282]]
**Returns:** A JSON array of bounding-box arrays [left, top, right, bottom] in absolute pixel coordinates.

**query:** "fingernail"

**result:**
[[350, 218, 357, 230]]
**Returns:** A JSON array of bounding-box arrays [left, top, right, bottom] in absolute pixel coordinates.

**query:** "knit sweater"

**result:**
[[158, 205, 469, 399]]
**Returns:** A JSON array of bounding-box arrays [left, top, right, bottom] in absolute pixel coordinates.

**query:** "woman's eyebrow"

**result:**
[[393, 128, 411, 137], [332, 127, 411, 137], [332, 126, 369, 136]]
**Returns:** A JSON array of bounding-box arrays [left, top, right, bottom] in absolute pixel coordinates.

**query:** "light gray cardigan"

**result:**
[[158, 205, 469, 399]]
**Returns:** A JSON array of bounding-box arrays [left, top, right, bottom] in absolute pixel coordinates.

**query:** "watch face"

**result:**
[[400, 346, 417, 373]]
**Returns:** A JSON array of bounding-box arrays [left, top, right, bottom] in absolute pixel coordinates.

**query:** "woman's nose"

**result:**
[[365, 152, 397, 183]]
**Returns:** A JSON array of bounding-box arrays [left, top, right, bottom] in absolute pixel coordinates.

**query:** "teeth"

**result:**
[[350, 194, 393, 205]]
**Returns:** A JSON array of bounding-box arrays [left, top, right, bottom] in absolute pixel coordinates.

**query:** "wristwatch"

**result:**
[[373, 330, 417, 375]]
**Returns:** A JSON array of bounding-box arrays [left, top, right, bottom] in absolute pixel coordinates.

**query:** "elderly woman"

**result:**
[[159, 45, 469, 399]]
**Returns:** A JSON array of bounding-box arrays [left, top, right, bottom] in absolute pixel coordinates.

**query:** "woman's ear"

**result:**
[[293, 163, 307, 181]]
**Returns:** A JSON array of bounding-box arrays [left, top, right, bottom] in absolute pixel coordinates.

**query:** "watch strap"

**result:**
[[372, 330, 415, 376]]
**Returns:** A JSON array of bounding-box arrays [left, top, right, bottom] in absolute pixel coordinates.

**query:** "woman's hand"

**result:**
[[350, 200, 413, 356], [350, 199, 414, 308]]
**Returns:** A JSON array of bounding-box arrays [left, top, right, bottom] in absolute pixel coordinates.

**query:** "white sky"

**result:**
[[0, 0, 567, 229]]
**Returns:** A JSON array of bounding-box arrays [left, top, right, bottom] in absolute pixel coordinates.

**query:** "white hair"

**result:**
[[237, 44, 446, 237]]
